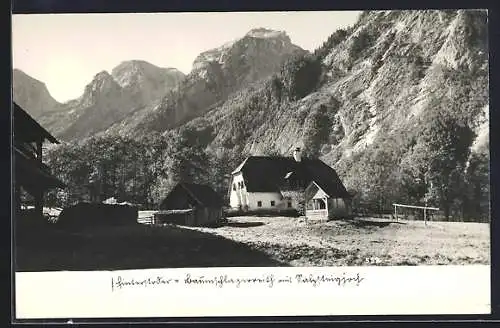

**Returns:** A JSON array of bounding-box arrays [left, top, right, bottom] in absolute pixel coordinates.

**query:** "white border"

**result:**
[[15, 265, 491, 319]]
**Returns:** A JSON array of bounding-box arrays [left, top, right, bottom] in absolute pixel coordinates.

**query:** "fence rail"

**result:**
[[306, 209, 328, 221]]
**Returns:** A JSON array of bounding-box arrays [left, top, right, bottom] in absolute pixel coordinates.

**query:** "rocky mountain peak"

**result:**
[[192, 27, 304, 72], [12, 68, 61, 118], [245, 28, 290, 41], [78, 70, 122, 107], [90, 70, 117, 90], [110, 60, 185, 107], [111, 60, 184, 88]]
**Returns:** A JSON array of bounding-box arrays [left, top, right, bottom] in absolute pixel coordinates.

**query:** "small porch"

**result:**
[[305, 196, 329, 221]]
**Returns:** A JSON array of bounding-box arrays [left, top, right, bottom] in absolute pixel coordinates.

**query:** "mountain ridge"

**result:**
[[12, 68, 63, 118], [14, 27, 305, 141]]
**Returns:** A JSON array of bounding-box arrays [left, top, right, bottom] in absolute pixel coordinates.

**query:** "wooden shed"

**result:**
[[156, 183, 224, 227], [13, 102, 65, 219]]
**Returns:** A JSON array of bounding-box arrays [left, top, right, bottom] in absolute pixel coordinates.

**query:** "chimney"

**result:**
[[293, 147, 302, 162]]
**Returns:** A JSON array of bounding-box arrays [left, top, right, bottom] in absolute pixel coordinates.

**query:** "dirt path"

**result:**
[[184, 216, 490, 266]]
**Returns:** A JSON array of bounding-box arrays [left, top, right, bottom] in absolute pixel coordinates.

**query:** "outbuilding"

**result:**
[[156, 183, 224, 227]]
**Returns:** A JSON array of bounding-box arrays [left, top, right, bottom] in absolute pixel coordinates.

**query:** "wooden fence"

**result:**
[[305, 209, 328, 221]]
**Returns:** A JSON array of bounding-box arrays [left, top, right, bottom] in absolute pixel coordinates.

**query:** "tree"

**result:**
[[164, 127, 211, 187], [313, 28, 349, 61], [407, 109, 476, 220], [282, 189, 306, 216], [463, 143, 490, 222], [345, 142, 402, 217], [302, 104, 332, 158], [280, 54, 323, 101]]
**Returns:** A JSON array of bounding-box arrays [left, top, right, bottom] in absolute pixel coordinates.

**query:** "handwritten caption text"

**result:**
[[111, 272, 365, 291]]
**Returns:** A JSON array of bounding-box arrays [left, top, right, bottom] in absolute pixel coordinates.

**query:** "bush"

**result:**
[[57, 202, 138, 229]]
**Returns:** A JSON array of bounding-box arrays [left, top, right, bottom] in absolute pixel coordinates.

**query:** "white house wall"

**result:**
[[246, 192, 290, 210], [229, 173, 298, 211], [229, 173, 247, 208], [230, 185, 296, 212]]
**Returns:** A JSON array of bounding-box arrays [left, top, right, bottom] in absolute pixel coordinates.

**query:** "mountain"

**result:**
[[33, 62, 186, 140], [39, 71, 137, 139], [185, 10, 488, 159], [111, 60, 184, 106], [12, 69, 62, 118], [177, 9, 488, 219], [41, 10, 489, 221], [21, 28, 303, 140], [117, 28, 307, 135]]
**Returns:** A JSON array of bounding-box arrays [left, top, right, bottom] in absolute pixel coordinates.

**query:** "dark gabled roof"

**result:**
[[305, 160, 351, 198], [13, 102, 59, 144], [232, 156, 350, 198], [165, 182, 223, 208], [14, 147, 66, 192]]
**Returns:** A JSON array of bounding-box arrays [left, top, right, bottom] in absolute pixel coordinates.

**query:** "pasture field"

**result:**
[[15, 215, 490, 271], [185, 216, 490, 266]]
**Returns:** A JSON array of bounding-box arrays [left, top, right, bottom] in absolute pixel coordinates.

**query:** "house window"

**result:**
[[233, 183, 236, 191], [270, 201, 275, 207], [287, 201, 292, 208], [257, 201, 262, 207]]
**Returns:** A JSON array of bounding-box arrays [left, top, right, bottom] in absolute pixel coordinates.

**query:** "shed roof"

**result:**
[[232, 156, 350, 198], [13, 102, 59, 144], [162, 182, 223, 208], [14, 146, 66, 192]]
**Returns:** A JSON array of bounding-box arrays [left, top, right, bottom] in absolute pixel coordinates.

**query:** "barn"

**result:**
[[156, 183, 224, 227]]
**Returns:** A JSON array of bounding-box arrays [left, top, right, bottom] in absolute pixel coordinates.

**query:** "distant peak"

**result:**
[[115, 60, 155, 68], [85, 70, 119, 95], [13, 68, 25, 75], [245, 28, 288, 39], [13, 68, 47, 86], [13, 68, 32, 79], [112, 60, 184, 76], [94, 70, 113, 79]]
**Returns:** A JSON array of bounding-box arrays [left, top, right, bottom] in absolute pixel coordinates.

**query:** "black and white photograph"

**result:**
[[11, 9, 491, 319]]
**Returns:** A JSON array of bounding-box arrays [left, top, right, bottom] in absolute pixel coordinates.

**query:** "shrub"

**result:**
[[57, 202, 138, 229]]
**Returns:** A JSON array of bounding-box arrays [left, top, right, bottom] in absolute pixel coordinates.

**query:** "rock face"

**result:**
[[26, 62, 186, 140], [14, 28, 304, 140], [182, 10, 488, 165], [12, 69, 62, 118], [111, 60, 185, 107], [13, 11, 488, 157], [126, 28, 306, 135]]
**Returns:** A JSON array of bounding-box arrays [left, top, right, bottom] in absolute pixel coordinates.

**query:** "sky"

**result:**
[[12, 11, 361, 103]]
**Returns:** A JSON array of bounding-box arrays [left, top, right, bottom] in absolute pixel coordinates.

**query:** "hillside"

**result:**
[[12, 69, 62, 118], [187, 10, 488, 158], [181, 9, 489, 220]]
